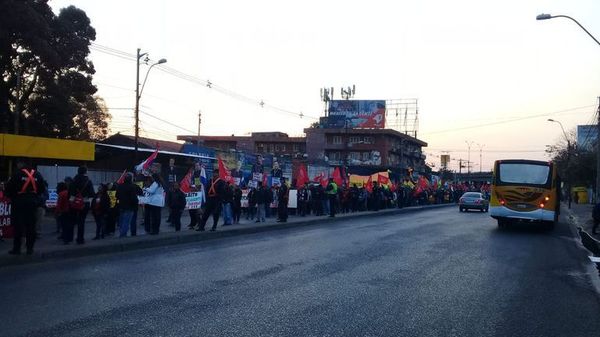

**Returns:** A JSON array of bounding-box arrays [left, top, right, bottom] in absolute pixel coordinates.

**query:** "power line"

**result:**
[[422, 104, 596, 135], [91, 42, 318, 121], [139, 110, 198, 134]]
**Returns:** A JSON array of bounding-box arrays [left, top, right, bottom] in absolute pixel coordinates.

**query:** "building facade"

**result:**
[[177, 132, 306, 157], [304, 127, 427, 172]]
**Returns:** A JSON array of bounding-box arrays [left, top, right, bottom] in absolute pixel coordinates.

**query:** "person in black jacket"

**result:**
[[169, 182, 187, 231], [277, 177, 289, 222], [197, 171, 226, 231], [255, 182, 270, 223], [116, 173, 139, 237], [5, 161, 47, 255], [67, 166, 95, 245], [91, 184, 110, 240], [232, 185, 242, 224]]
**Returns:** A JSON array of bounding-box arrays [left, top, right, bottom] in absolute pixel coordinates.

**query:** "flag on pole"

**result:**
[[296, 164, 309, 188], [365, 175, 373, 193], [218, 156, 234, 184], [116, 169, 127, 184], [200, 165, 207, 186], [135, 147, 159, 173], [332, 167, 343, 186]]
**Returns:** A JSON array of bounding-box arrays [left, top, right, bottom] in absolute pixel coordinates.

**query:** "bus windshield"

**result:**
[[498, 163, 550, 185]]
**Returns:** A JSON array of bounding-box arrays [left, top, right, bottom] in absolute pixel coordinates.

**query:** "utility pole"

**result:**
[[134, 48, 145, 160], [477, 143, 485, 173], [197, 110, 202, 151], [465, 140, 475, 175]]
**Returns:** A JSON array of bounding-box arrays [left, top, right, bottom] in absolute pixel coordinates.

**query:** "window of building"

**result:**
[[362, 152, 370, 161], [364, 136, 374, 144], [293, 144, 299, 152], [281, 144, 286, 152], [269, 144, 274, 153], [275, 144, 280, 152], [332, 136, 342, 144], [350, 152, 361, 160], [329, 152, 341, 161], [349, 136, 361, 144]]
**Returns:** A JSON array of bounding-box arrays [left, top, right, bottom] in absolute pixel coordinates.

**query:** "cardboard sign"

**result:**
[[287, 189, 297, 208], [185, 192, 204, 210], [241, 189, 249, 208], [46, 188, 58, 208], [0, 196, 13, 238]]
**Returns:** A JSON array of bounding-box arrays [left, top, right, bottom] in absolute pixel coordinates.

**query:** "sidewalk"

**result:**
[[564, 202, 596, 236], [0, 204, 453, 267]]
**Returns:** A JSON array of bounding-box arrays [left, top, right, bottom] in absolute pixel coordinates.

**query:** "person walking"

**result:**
[[169, 181, 186, 231], [325, 178, 338, 217], [55, 182, 71, 243], [91, 184, 110, 240], [68, 166, 95, 245], [5, 161, 47, 255], [197, 171, 226, 231], [144, 174, 165, 235], [255, 182, 269, 223], [116, 173, 139, 237], [164, 158, 179, 225], [277, 177, 289, 222], [232, 185, 242, 224], [222, 182, 234, 226], [247, 187, 257, 221]]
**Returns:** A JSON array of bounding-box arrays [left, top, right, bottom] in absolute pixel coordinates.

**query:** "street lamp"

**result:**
[[537, 13, 600, 203], [465, 140, 475, 175], [476, 143, 485, 173], [548, 118, 572, 208], [135, 48, 167, 159]]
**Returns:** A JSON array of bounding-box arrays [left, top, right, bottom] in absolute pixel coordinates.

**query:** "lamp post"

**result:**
[[465, 140, 475, 176], [548, 118, 572, 208], [537, 13, 600, 203], [135, 48, 166, 159], [476, 143, 485, 173]]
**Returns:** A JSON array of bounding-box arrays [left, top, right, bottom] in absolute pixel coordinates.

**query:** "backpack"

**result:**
[[71, 189, 85, 211]]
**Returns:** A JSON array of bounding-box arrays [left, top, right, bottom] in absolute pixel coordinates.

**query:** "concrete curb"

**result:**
[[0, 204, 454, 267]]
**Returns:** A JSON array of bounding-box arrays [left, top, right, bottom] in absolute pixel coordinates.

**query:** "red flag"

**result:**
[[135, 146, 159, 172], [365, 175, 373, 193], [218, 156, 234, 184], [116, 169, 127, 184], [332, 167, 343, 186], [179, 169, 193, 193], [377, 174, 390, 185], [296, 164, 309, 188], [313, 172, 323, 183]]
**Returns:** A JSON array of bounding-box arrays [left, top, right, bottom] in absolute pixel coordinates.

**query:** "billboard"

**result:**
[[327, 100, 385, 129], [440, 155, 450, 168]]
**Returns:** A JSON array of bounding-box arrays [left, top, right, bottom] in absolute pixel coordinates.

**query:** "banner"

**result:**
[[288, 190, 297, 208], [326, 100, 386, 129], [0, 196, 13, 238]]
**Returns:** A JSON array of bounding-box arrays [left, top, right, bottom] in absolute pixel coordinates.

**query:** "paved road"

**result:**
[[2, 207, 600, 337]]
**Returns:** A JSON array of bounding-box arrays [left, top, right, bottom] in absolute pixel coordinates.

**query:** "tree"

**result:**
[[547, 130, 597, 188], [0, 0, 110, 140]]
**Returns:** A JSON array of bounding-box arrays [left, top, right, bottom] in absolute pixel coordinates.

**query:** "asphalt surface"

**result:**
[[2, 206, 600, 337]]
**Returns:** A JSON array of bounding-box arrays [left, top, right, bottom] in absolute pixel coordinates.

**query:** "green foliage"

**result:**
[[0, 0, 110, 140], [548, 137, 597, 187]]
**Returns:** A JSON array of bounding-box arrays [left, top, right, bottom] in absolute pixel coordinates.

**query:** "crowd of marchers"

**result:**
[[1, 158, 493, 256]]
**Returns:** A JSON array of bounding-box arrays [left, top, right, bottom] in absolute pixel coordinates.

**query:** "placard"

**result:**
[[0, 196, 13, 238]]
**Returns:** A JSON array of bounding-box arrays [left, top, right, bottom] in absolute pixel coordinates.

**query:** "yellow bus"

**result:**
[[490, 159, 560, 229]]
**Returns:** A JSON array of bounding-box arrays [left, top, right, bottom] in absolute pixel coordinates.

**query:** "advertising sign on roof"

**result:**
[[327, 100, 386, 129]]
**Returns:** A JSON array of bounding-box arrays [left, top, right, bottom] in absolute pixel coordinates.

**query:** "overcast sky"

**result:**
[[50, 0, 600, 171]]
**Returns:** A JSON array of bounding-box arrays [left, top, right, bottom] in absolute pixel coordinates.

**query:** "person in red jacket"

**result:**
[[55, 182, 71, 244]]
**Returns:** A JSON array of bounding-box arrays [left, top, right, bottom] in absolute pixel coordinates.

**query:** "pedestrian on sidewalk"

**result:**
[[105, 182, 118, 236], [247, 187, 257, 221], [5, 160, 47, 255], [143, 174, 165, 235], [197, 170, 226, 231], [187, 163, 203, 229], [91, 184, 110, 240], [116, 173, 138, 237], [169, 181, 186, 231], [68, 166, 95, 245]]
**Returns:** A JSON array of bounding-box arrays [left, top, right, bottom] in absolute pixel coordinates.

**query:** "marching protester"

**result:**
[[233, 185, 242, 224], [187, 163, 203, 229], [246, 187, 257, 221], [143, 173, 166, 235], [255, 181, 270, 223], [91, 183, 110, 240], [55, 182, 70, 243], [197, 170, 226, 231], [325, 178, 338, 217], [68, 166, 95, 245], [168, 181, 186, 232], [277, 177, 289, 223], [222, 181, 234, 226], [5, 161, 47, 255], [116, 173, 139, 237]]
